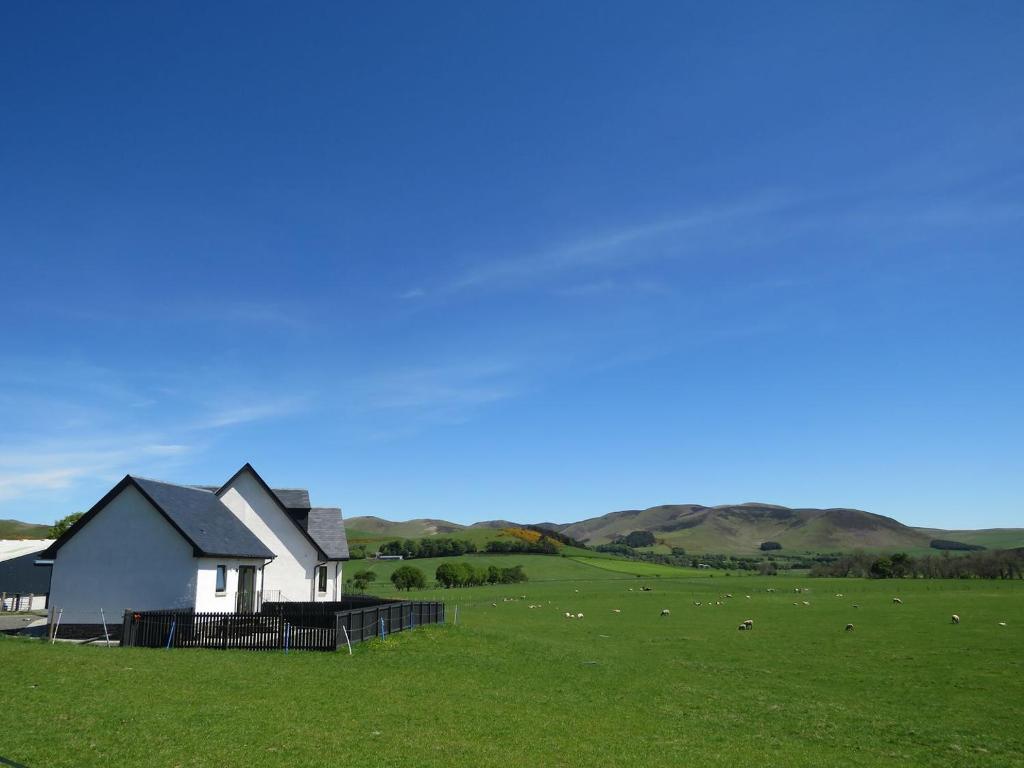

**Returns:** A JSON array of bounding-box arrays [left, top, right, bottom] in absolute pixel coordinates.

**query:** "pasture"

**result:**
[[2, 561, 1022, 767]]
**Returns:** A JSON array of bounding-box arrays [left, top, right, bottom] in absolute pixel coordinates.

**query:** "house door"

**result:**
[[237, 566, 256, 614]]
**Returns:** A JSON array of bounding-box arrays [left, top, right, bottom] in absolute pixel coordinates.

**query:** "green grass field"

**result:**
[[2, 558, 1023, 767]]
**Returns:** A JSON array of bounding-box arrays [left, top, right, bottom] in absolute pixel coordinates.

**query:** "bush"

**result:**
[[760, 541, 782, 551], [390, 565, 426, 591]]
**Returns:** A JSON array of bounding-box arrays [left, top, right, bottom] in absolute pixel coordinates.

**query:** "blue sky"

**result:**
[[1, 3, 1021, 528]]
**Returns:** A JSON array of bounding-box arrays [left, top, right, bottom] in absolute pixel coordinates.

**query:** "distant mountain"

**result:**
[[344, 504, 1024, 555], [554, 503, 928, 552], [0, 519, 51, 540]]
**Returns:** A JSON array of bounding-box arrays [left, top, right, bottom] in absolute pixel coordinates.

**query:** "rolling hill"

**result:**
[[0, 518, 50, 540], [344, 504, 1024, 556]]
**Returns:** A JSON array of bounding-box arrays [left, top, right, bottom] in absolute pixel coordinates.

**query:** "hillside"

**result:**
[[556, 503, 938, 554], [345, 516, 467, 538], [0, 519, 50, 540]]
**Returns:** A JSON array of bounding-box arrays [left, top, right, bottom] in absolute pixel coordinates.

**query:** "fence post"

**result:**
[[380, 616, 385, 640], [100, 608, 110, 647], [165, 619, 177, 650], [284, 622, 291, 654], [51, 608, 63, 644], [341, 623, 352, 655]]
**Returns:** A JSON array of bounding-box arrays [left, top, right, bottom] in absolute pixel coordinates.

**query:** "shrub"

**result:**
[[760, 541, 782, 551]]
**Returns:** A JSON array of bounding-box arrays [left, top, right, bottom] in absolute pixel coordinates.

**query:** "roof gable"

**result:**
[[216, 463, 331, 560], [44, 476, 276, 560]]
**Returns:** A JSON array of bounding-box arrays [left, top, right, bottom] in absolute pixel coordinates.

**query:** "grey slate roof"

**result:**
[[132, 477, 276, 559], [273, 488, 311, 509], [306, 508, 349, 559]]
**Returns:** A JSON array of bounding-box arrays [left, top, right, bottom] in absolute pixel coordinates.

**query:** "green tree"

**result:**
[[391, 565, 426, 591], [351, 569, 377, 592], [49, 512, 83, 539]]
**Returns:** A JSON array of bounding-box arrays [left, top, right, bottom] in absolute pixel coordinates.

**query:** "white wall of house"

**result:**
[[193, 557, 266, 612], [48, 486, 198, 624], [218, 470, 336, 601]]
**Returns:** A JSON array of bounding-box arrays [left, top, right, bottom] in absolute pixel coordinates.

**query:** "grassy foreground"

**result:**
[[2, 565, 1023, 768]]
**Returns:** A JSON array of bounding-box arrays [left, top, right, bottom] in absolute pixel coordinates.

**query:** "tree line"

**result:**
[[378, 537, 480, 559], [436, 562, 528, 587], [810, 549, 1024, 579]]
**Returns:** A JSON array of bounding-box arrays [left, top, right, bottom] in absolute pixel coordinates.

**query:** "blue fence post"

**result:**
[[165, 619, 176, 650]]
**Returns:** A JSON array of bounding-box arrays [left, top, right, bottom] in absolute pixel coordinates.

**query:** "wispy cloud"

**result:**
[[344, 360, 519, 432], [0, 359, 312, 512], [431, 195, 792, 297], [191, 397, 310, 430]]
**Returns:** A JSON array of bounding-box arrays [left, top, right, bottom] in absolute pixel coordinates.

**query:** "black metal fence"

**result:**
[[121, 597, 445, 652]]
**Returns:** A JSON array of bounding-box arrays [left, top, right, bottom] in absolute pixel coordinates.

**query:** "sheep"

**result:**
[[892, 597, 902, 605], [737, 623, 748, 631], [998, 622, 1007, 627], [612, 609, 621, 613], [491, 603, 497, 607], [834, 594, 844, 598], [742, 619, 753, 629], [725, 593, 734, 599], [660, 609, 671, 616], [694, 601, 702, 606], [802, 601, 810, 606], [845, 623, 854, 632], [564, 612, 572, 618], [745, 595, 751, 599], [951, 614, 960, 624], [852, 604, 860, 609], [577, 613, 584, 619]]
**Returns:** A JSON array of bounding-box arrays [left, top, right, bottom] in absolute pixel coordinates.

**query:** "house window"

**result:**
[[215, 565, 227, 593], [316, 565, 328, 593]]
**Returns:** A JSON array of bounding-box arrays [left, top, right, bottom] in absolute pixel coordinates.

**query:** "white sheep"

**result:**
[[892, 597, 903, 605], [951, 614, 960, 624], [661, 609, 671, 616], [612, 609, 621, 613], [577, 613, 584, 619], [998, 622, 1007, 627], [742, 619, 753, 629], [845, 623, 854, 632], [737, 623, 748, 631]]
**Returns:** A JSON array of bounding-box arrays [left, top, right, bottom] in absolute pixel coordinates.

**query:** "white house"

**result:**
[[39, 463, 348, 634]]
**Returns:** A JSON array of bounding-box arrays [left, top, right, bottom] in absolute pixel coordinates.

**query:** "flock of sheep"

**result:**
[[536, 585, 1003, 632]]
